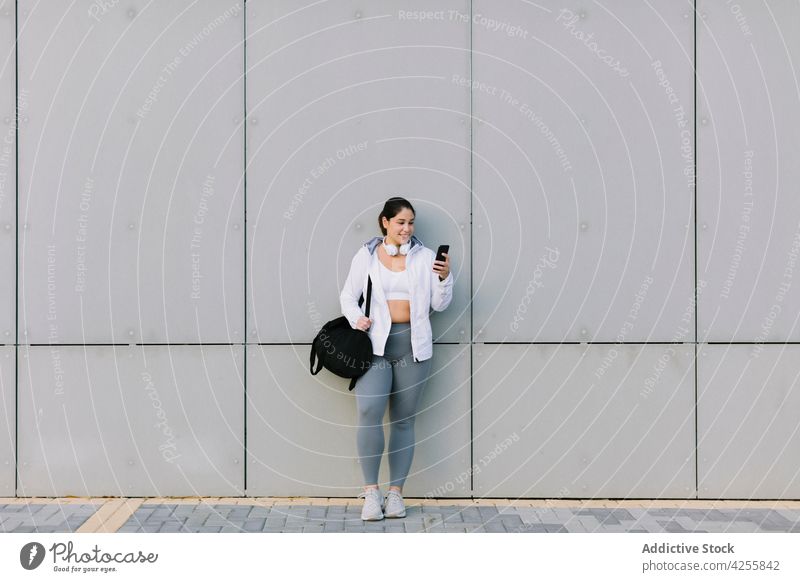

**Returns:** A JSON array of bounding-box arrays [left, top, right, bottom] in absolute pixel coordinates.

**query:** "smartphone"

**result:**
[[435, 244, 449, 263]]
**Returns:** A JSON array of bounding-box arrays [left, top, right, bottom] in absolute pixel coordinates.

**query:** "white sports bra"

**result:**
[[379, 260, 410, 301]]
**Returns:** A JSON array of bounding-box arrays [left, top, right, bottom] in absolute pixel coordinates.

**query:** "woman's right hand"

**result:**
[[355, 316, 372, 331]]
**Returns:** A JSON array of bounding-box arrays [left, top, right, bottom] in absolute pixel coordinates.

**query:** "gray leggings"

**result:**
[[355, 322, 432, 489]]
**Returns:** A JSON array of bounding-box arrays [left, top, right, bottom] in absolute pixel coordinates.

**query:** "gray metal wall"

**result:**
[[1, 0, 798, 499]]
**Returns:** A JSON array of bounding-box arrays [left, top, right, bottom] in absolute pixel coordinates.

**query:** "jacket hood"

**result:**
[[363, 234, 423, 255]]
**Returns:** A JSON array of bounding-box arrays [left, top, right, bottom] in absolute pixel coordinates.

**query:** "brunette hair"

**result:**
[[378, 197, 415, 236]]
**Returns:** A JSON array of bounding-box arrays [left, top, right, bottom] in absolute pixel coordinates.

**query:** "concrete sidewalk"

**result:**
[[1, 498, 799, 533]]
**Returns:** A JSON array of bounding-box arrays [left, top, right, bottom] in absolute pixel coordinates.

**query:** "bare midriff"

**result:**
[[379, 247, 411, 324]]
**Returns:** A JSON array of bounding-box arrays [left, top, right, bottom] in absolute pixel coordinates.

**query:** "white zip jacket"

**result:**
[[340, 235, 454, 362]]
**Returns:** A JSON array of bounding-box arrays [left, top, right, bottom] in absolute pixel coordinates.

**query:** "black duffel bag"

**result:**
[[309, 276, 373, 390]]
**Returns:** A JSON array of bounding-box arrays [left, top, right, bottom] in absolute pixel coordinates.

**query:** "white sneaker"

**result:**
[[383, 489, 406, 518], [358, 487, 384, 521]]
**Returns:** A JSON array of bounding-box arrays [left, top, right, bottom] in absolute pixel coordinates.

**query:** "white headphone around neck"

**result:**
[[383, 236, 410, 256]]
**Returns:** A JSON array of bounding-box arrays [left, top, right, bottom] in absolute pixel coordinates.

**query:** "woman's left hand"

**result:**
[[433, 252, 450, 281]]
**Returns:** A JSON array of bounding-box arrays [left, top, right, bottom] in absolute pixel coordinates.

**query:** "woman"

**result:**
[[340, 197, 453, 520]]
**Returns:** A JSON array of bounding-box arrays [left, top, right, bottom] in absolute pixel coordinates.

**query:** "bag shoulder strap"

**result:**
[[357, 275, 373, 318], [364, 276, 372, 318], [309, 340, 324, 375]]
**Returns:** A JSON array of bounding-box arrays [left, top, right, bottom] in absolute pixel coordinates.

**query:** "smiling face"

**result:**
[[381, 207, 415, 248]]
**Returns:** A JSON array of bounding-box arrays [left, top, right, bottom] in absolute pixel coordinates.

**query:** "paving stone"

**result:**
[[34, 505, 63, 517], [498, 514, 524, 528], [35, 514, 71, 527], [658, 520, 689, 533], [776, 510, 800, 524], [517, 523, 549, 533], [227, 508, 252, 519], [457, 507, 482, 521], [442, 525, 471, 533], [725, 521, 764, 533], [542, 523, 569, 533], [247, 507, 271, 518], [4, 500, 798, 534], [477, 506, 499, 518], [422, 506, 446, 513], [242, 519, 266, 532], [675, 509, 729, 522], [307, 507, 327, 518], [2, 505, 31, 513], [482, 521, 507, 533], [628, 518, 666, 533], [422, 514, 443, 530], [674, 516, 707, 532], [649, 508, 685, 517]]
